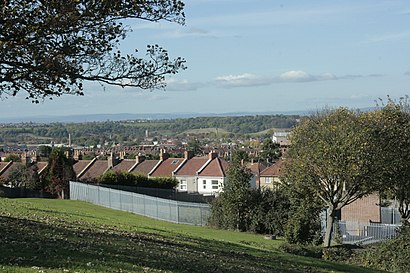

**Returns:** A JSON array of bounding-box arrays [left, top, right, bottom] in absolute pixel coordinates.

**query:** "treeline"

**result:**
[[0, 115, 300, 145]]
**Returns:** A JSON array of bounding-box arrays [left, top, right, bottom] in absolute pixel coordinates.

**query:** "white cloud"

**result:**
[[215, 73, 273, 88], [166, 79, 203, 91], [278, 70, 314, 82], [161, 71, 384, 91]]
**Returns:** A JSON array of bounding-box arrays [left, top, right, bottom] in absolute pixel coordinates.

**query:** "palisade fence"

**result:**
[[333, 220, 400, 245], [69, 181, 210, 226]]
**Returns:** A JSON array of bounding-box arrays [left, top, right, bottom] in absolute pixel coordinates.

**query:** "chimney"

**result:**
[[209, 151, 218, 160], [136, 153, 146, 164], [21, 153, 31, 167], [108, 152, 116, 168], [65, 149, 74, 160], [119, 151, 126, 160], [160, 149, 169, 161], [32, 151, 40, 163], [184, 150, 194, 160], [73, 149, 82, 161]]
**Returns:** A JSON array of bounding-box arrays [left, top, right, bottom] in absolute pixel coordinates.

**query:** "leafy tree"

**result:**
[[250, 188, 291, 236], [1, 0, 186, 102], [6, 163, 42, 190], [209, 160, 253, 231], [285, 108, 381, 247], [38, 145, 52, 158], [230, 149, 248, 163], [283, 179, 323, 245], [259, 138, 281, 163], [375, 98, 410, 222], [3, 154, 21, 162], [6, 164, 27, 188], [46, 148, 76, 199], [187, 138, 202, 156]]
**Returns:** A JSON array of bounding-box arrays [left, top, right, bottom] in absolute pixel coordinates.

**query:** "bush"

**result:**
[[98, 171, 178, 189], [352, 224, 410, 273], [146, 177, 178, 189], [284, 208, 323, 246], [322, 245, 357, 262], [278, 242, 323, 259]]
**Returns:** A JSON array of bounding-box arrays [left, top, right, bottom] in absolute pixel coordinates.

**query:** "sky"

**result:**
[[1, 0, 410, 120]]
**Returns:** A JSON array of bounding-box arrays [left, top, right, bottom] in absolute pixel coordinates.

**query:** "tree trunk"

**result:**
[[324, 209, 335, 248], [398, 200, 409, 223]]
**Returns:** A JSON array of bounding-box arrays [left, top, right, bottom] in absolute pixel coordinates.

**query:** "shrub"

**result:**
[[147, 177, 178, 189], [98, 171, 178, 189], [352, 224, 410, 273], [279, 242, 323, 259], [322, 245, 357, 262], [99, 170, 121, 185]]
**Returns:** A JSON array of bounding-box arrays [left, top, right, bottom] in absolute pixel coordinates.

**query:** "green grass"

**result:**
[[0, 198, 385, 273]]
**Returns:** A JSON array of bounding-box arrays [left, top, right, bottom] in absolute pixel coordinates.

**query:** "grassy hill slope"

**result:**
[[0, 198, 384, 273]]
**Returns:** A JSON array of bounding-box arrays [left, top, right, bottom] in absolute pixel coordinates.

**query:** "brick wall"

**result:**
[[341, 193, 381, 223]]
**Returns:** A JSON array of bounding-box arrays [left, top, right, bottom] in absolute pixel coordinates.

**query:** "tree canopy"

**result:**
[[46, 148, 76, 199], [375, 98, 410, 222], [284, 108, 382, 247], [259, 138, 281, 163], [0, 0, 186, 102]]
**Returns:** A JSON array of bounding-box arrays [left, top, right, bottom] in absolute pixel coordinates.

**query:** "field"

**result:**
[[0, 198, 384, 273]]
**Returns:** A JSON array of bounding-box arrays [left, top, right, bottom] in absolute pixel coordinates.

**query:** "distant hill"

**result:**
[[0, 110, 308, 124]]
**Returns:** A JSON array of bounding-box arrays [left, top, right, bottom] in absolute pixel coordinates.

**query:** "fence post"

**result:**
[[176, 201, 179, 224]]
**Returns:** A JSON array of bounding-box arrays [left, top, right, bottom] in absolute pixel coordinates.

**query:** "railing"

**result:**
[[334, 220, 400, 245], [69, 181, 210, 226]]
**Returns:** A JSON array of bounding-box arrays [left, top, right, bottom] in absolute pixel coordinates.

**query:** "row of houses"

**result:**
[[74, 150, 283, 195], [0, 150, 284, 196]]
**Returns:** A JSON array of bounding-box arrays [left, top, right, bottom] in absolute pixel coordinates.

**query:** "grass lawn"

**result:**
[[0, 198, 385, 273]]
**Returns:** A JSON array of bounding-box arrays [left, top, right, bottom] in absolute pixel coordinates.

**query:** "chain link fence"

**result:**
[[70, 181, 210, 226]]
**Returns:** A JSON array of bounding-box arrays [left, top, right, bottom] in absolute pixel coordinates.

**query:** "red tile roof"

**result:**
[[131, 160, 159, 176], [112, 159, 136, 172], [36, 162, 48, 174], [260, 160, 283, 177], [246, 162, 268, 176], [174, 158, 208, 176], [0, 162, 11, 174], [73, 160, 93, 177], [80, 160, 109, 180], [198, 158, 228, 177], [150, 158, 184, 177], [0, 161, 15, 179]]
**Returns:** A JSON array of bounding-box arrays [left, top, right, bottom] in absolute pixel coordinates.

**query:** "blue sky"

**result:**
[[2, 0, 410, 119]]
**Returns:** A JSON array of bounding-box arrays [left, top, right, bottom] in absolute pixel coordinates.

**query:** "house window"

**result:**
[[211, 180, 219, 190], [180, 179, 187, 190], [265, 177, 272, 184], [171, 160, 179, 165]]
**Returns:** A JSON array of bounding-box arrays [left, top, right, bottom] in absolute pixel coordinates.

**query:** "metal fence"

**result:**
[[69, 181, 210, 226], [334, 220, 400, 245]]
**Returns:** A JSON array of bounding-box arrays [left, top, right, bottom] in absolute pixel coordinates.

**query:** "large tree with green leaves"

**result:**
[[1, 0, 186, 102], [46, 148, 76, 199], [7, 163, 42, 190], [259, 138, 281, 163], [376, 98, 410, 222], [209, 152, 253, 231], [284, 108, 382, 247]]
